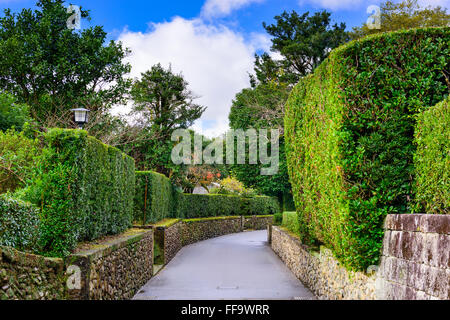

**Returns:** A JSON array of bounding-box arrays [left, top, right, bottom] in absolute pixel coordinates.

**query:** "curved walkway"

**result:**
[[133, 230, 315, 300]]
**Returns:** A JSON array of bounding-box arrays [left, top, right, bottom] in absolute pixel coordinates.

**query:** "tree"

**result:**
[[260, 10, 349, 84], [351, 0, 450, 39], [0, 0, 131, 124], [126, 64, 206, 176]]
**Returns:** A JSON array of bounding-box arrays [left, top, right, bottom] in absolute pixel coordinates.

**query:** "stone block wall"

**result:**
[[180, 217, 243, 246], [270, 226, 377, 300], [67, 228, 153, 300], [0, 246, 67, 300], [243, 215, 274, 230], [377, 214, 449, 300], [154, 220, 182, 265]]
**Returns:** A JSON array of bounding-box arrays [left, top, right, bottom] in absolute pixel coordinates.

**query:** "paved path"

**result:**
[[133, 230, 315, 300]]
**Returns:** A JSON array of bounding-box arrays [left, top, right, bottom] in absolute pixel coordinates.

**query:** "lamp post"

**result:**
[[71, 108, 90, 129]]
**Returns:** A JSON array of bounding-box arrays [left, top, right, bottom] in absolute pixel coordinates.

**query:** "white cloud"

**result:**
[[201, 0, 265, 19], [117, 17, 268, 138]]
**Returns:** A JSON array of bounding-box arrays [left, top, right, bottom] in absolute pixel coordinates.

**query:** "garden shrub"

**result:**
[[134, 171, 175, 224], [414, 97, 449, 214], [0, 129, 41, 194], [285, 28, 449, 270], [174, 193, 280, 218], [25, 129, 135, 257], [0, 195, 40, 251], [282, 212, 299, 234], [273, 212, 283, 225]]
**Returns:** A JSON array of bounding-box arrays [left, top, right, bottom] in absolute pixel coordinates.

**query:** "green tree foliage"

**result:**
[[0, 0, 131, 124], [0, 92, 32, 132], [229, 10, 349, 205], [414, 97, 449, 214], [126, 64, 206, 176], [351, 0, 450, 39], [260, 10, 349, 84]]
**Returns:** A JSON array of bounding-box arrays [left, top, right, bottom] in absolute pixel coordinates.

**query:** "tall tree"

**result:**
[[0, 0, 131, 124], [228, 82, 292, 205], [351, 0, 450, 39], [260, 10, 349, 84], [126, 64, 206, 176]]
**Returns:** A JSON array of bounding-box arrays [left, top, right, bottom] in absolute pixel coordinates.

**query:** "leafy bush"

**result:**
[[134, 171, 175, 224], [0, 195, 40, 251], [24, 129, 135, 257], [0, 129, 41, 194], [285, 28, 449, 270], [414, 97, 449, 214], [174, 193, 280, 218], [282, 212, 300, 234]]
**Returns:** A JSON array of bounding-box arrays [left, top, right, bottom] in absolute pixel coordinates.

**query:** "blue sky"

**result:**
[[0, 0, 448, 136]]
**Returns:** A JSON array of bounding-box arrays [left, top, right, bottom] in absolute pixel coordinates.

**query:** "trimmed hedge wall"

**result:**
[[26, 129, 135, 257], [285, 28, 449, 270], [414, 97, 449, 214], [0, 195, 40, 251], [173, 193, 280, 219], [134, 171, 175, 224]]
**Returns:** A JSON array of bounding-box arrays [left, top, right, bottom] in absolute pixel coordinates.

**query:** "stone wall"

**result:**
[[270, 226, 376, 300], [0, 246, 66, 300], [377, 214, 449, 300], [180, 217, 243, 246], [154, 220, 182, 265], [243, 215, 274, 230], [67, 228, 153, 300]]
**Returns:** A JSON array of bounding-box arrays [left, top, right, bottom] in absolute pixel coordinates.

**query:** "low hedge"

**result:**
[[134, 171, 175, 224], [285, 28, 449, 270], [282, 212, 300, 234], [0, 195, 40, 251], [243, 196, 280, 215], [174, 193, 280, 218], [414, 97, 449, 214], [25, 129, 135, 257]]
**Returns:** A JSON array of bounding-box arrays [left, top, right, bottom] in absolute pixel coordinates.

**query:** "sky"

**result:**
[[0, 0, 449, 137]]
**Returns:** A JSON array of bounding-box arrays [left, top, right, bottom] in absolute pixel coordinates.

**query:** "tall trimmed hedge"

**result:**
[[134, 171, 175, 224], [26, 129, 135, 257], [414, 97, 449, 214], [173, 193, 280, 219], [0, 195, 40, 251], [285, 28, 449, 270]]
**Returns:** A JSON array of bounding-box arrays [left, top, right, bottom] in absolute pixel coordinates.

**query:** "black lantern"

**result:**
[[71, 108, 90, 129]]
